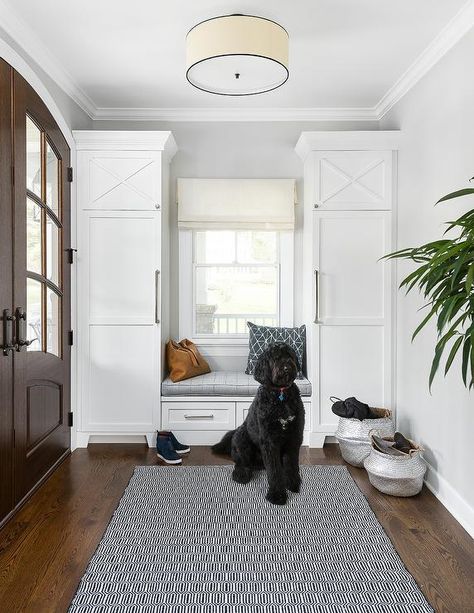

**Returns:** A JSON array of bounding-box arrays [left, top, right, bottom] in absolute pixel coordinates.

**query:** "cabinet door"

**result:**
[[313, 211, 392, 432], [77, 151, 162, 211], [79, 211, 161, 432], [313, 151, 392, 210]]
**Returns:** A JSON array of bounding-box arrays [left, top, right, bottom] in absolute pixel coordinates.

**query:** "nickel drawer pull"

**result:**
[[184, 414, 215, 420]]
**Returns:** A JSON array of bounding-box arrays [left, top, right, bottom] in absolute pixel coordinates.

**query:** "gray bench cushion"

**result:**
[[161, 371, 312, 397]]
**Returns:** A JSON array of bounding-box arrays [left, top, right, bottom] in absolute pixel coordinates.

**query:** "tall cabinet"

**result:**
[[295, 132, 400, 447], [73, 131, 177, 447]]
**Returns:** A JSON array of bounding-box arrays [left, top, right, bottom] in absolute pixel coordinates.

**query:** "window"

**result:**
[[179, 229, 294, 341]]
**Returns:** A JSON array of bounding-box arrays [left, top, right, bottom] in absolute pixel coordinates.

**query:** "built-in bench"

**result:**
[[161, 371, 312, 445]]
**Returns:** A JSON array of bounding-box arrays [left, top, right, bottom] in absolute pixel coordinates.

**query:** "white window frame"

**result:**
[[179, 229, 294, 345]]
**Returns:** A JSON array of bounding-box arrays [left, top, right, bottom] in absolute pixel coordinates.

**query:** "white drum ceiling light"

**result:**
[[186, 14, 289, 96]]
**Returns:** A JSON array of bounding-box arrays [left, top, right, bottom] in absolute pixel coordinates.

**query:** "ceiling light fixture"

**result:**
[[186, 14, 289, 96]]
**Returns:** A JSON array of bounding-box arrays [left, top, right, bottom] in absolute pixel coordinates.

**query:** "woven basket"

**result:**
[[363, 436, 427, 497], [335, 408, 394, 467]]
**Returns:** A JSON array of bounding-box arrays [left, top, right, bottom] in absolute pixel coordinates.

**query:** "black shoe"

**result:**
[[156, 434, 182, 465], [331, 396, 371, 420], [157, 431, 190, 455], [345, 397, 371, 420], [372, 434, 405, 456], [394, 432, 415, 454]]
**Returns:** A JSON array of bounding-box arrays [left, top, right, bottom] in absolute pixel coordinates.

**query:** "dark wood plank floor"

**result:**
[[0, 444, 473, 613]]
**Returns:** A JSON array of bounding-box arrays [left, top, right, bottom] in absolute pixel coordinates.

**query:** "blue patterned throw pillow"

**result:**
[[245, 322, 306, 378]]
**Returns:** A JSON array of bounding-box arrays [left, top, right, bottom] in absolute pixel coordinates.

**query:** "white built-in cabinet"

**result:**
[[296, 132, 400, 447], [73, 131, 177, 447]]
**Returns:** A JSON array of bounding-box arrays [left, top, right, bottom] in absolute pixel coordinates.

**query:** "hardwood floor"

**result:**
[[0, 444, 473, 613]]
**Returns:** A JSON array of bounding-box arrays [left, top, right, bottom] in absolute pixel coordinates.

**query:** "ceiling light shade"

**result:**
[[186, 15, 289, 96]]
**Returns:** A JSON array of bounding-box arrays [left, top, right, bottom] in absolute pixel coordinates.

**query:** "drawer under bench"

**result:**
[[161, 396, 311, 446]]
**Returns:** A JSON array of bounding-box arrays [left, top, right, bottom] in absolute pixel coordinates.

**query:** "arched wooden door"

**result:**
[[0, 59, 72, 523]]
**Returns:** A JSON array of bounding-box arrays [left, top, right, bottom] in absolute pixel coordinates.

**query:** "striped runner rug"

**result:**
[[69, 465, 433, 612]]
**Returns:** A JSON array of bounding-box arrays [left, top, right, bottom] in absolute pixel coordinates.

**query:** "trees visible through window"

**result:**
[[193, 230, 279, 336]]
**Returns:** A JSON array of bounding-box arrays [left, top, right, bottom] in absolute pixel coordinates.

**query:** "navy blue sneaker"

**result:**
[[158, 431, 190, 455], [156, 434, 182, 465]]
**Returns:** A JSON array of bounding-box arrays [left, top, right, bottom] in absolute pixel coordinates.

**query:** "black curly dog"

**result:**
[[212, 343, 305, 505]]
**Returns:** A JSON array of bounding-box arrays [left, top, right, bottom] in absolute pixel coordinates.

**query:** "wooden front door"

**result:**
[[0, 59, 14, 522], [1, 66, 71, 510]]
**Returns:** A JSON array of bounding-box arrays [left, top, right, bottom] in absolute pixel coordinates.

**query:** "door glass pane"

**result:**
[[46, 214, 60, 287], [26, 116, 42, 197], [27, 278, 42, 351], [46, 141, 59, 216], [26, 198, 42, 274], [47, 288, 61, 357]]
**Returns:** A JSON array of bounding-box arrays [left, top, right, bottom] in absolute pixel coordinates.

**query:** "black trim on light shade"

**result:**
[[186, 53, 289, 97], [186, 14, 289, 38]]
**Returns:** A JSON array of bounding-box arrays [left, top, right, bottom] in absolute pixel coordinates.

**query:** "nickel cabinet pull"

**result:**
[[314, 269, 320, 323], [184, 414, 214, 420], [155, 270, 161, 324]]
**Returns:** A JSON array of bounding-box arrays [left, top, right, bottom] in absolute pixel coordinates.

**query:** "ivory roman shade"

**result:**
[[177, 178, 296, 230]]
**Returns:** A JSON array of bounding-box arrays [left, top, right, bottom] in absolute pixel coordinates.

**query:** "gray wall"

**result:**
[[381, 28, 474, 525]]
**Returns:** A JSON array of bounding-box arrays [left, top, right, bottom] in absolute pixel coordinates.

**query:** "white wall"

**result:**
[[381, 28, 474, 536], [93, 119, 378, 369]]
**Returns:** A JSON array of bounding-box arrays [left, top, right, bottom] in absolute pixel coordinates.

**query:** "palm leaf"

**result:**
[[436, 188, 474, 204], [444, 336, 463, 375]]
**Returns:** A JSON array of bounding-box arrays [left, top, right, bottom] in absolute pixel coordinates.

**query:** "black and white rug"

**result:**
[[69, 465, 433, 612]]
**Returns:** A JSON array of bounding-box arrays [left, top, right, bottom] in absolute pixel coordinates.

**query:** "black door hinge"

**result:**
[[66, 248, 77, 264], [67, 167, 73, 182], [68, 330, 74, 346], [67, 412, 73, 427]]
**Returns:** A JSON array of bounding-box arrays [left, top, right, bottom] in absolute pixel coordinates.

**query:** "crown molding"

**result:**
[[295, 130, 401, 160], [92, 106, 378, 122], [376, 0, 474, 119], [72, 130, 177, 158], [1, 0, 473, 123], [0, 0, 96, 118]]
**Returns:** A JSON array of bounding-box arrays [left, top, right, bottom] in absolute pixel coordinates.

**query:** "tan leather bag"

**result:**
[[166, 339, 211, 382]]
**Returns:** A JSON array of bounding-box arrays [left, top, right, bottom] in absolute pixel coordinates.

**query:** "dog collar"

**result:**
[[275, 385, 290, 401]]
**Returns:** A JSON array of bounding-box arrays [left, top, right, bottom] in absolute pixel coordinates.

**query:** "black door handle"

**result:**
[[15, 307, 33, 351], [1, 309, 16, 356]]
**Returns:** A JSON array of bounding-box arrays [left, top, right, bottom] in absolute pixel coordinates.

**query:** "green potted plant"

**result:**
[[384, 177, 474, 389]]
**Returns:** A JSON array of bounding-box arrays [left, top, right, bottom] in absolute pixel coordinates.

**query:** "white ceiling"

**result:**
[[1, 0, 471, 119]]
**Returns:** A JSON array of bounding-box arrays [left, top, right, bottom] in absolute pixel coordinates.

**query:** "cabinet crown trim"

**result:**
[[295, 131, 401, 160], [72, 130, 177, 158]]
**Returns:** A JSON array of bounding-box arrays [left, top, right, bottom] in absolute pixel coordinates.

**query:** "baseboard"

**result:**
[[424, 461, 474, 539]]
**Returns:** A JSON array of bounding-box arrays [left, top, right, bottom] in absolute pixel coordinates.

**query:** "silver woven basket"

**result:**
[[363, 437, 427, 497], [335, 408, 395, 467]]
